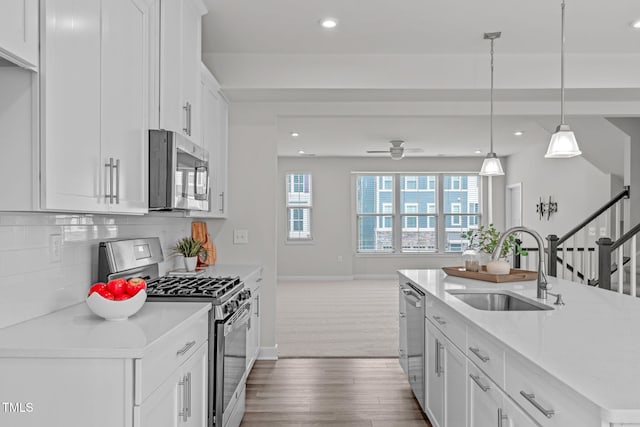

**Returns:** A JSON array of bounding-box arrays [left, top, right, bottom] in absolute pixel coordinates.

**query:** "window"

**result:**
[[355, 173, 481, 253], [286, 173, 312, 240]]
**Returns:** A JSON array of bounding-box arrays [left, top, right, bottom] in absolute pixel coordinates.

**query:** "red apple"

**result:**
[[106, 278, 127, 296], [96, 288, 115, 300], [88, 282, 107, 297], [126, 278, 146, 296], [115, 293, 131, 301]]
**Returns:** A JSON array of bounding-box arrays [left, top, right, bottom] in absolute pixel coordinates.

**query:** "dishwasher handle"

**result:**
[[402, 284, 424, 308]]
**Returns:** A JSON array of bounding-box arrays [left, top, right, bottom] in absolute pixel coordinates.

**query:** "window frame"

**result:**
[[286, 172, 313, 241], [354, 173, 481, 254]]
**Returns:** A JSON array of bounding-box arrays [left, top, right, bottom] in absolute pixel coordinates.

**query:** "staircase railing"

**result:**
[[596, 221, 640, 295], [545, 186, 629, 285]]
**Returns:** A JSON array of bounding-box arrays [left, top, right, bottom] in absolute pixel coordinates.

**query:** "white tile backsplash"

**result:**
[[0, 212, 195, 328]]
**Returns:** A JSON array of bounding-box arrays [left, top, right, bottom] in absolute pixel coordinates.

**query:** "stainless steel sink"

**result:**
[[447, 290, 553, 311]]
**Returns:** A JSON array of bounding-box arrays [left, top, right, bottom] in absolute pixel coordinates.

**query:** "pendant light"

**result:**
[[545, 0, 581, 158], [479, 32, 504, 176]]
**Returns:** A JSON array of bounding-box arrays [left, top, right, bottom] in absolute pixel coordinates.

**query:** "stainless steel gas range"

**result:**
[[98, 237, 249, 427]]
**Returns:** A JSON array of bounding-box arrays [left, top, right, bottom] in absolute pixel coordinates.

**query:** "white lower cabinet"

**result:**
[[425, 319, 467, 427], [246, 268, 263, 371], [139, 342, 207, 427]]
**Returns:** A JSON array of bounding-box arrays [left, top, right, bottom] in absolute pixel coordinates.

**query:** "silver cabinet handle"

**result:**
[[520, 391, 555, 418], [432, 315, 446, 325], [255, 295, 260, 317], [183, 102, 190, 135], [114, 158, 120, 204], [105, 158, 114, 203], [470, 374, 491, 392], [187, 102, 192, 136], [434, 338, 440, 376], [469, 346, 490, 363], [186, 372, 191, 418], [178, 375, 188, 422], [498, 408, 508, 427], [219, 191, 224, 212], [399, 312, 406, 318], [176, 340, 196, 356]]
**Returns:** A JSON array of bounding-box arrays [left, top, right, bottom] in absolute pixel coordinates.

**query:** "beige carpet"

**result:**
[[276, 279, 399, 357]]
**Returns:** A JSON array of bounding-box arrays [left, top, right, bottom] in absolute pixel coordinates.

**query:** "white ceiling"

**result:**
[[203, 0, 640, 55], [201, 0, 640, 164]]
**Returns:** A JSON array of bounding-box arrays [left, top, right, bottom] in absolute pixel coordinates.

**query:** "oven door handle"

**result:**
[[224, 308, 250, 337]]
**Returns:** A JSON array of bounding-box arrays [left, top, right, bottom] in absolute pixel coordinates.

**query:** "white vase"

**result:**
[[486, 258, 510, 275], [184, 256, 198, 272]]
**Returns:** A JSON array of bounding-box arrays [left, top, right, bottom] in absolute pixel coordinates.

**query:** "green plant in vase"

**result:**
[[173, 237, 205, 271], [461, 224, 528, 273]]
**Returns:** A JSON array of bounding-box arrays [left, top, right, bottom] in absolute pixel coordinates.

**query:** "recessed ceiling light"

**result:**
[[298, 150, 305, 155], [290, 132, 300, 137], [632, 20, 640, 29], [514, 131, 524, 136], [320, 18, 338, 29], [474, 150, 482, 154]]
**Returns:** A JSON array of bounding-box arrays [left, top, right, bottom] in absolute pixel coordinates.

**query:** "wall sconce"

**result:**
[[536, 197, 558, 220]]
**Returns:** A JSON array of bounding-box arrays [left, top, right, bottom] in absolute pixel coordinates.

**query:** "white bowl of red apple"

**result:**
[[86, 277, 147, 321]]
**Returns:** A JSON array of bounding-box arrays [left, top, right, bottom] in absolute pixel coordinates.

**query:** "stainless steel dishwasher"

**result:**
[[401, 281, 426, 411]]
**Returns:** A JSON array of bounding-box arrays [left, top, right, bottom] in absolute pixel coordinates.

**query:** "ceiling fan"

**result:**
[[366, 140, 424, 160]]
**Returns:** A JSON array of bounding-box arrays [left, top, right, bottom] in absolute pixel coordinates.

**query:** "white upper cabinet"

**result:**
[[188, 63, 228, 218], [0, 0, 38, 69], [152, 0, 207, 146], [40, 0, 149, 214]]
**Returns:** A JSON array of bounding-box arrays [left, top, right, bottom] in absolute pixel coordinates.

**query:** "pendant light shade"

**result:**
[[545, 0, 582, 158], [479, 32, 504, 176], [480, 152, 505, 176]]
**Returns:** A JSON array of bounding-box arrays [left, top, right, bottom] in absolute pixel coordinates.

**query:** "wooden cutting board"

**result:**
[[191, 221, 216, 266], [442, 266, 538, 283]]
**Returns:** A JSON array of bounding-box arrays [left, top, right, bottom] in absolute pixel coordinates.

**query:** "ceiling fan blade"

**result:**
[[366, 150, 391, 153], [404, 148, 424, 153]]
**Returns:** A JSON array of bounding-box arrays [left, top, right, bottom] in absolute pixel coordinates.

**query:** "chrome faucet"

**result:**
[[492, 226, 549, 299]]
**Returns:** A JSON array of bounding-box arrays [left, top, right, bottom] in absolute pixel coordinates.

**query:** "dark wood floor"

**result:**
[[240, 358, 432, 427]]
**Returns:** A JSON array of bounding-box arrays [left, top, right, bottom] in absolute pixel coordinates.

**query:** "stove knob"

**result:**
[[223, 304, 230, 314]]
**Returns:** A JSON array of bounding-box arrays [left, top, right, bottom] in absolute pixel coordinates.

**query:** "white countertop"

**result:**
[[0, 301, 211, 359], [399, 269, 640, 423], [199, 264, 262, 281]]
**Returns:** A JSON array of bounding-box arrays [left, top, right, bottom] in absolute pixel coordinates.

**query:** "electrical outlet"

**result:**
[[49, 234, 62, 263], [337, 256, 343, 263], [233, 229, 249, 244]]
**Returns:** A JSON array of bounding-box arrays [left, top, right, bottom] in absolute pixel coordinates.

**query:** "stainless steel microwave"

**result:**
[[149, 130, 209, 211]]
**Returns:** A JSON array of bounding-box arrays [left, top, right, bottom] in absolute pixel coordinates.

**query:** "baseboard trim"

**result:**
[[278, 275, 354, 281], [258, 345, 279, 360]]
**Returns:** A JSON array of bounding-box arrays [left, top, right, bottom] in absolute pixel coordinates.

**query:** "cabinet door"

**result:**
[[0, 0, 38, 69], [183, 343, 207, 427], [213, 92, 229, 216], [468, 361, 503, 427], [180, 0, 202, 145], [426, 321, 444, 427], [101, 0, 149, 213], [40, 0, 104, 212], [246, 286, 261, 370], [444, 339, 467, 427], [158, 0, 204, 144], [139, 373, 180, 427]]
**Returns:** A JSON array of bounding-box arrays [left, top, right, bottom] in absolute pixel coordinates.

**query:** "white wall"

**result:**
[[505, 142, 613, 243], [277, 156, 505, 278], [0, 212, 193, 328], [204, 119, 279, 354]]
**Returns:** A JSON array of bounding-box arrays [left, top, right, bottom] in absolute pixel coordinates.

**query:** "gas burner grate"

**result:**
[[146, 275, 241, 302]]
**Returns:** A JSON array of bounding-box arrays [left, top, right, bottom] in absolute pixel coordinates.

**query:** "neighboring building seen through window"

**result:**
[[286, 173, 312, 240], [355, 174, 480, 253]]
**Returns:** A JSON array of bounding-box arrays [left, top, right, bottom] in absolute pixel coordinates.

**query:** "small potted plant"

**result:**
[[173, 237, 205, 271], [461, 224, 528, 274]]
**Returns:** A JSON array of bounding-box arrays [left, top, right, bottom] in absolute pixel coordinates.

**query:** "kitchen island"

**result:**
[[400, 269, 640, 427]]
